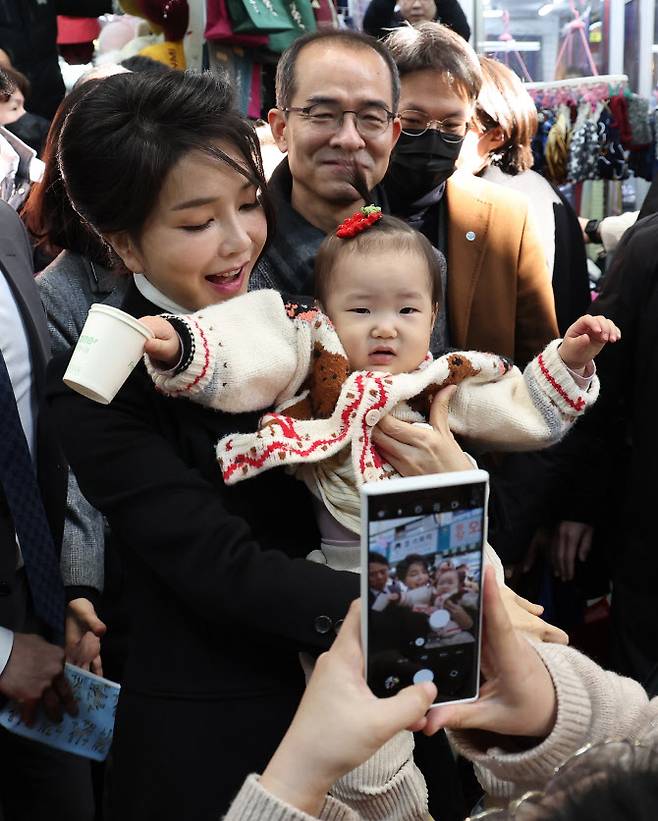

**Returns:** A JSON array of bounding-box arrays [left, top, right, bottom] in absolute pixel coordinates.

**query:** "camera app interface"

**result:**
[[366, 483, 485, 702]]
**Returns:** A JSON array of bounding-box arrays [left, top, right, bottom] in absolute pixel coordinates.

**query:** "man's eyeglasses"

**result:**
[[281, 102, 396, 138], [399, 109, 469, 141]]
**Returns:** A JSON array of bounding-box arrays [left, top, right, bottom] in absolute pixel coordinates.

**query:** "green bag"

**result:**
[[226, 0, 296, 34], [268, 0, 317, 52]]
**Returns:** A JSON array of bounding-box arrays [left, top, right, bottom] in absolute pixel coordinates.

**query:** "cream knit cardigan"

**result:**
[[147, 290, 598, 534]]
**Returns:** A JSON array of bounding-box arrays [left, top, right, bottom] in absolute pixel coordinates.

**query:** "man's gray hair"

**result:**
[[275, 30, 400, 112], [385, 22, 482, 101]]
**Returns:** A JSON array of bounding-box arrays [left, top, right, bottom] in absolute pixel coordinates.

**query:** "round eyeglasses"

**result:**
[[399, 109, 469, 141], [282, 102, 396, 138]]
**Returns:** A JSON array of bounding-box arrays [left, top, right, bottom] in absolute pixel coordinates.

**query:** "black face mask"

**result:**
[[385, 130, 465, 211]]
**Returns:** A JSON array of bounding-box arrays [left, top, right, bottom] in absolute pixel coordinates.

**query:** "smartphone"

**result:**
[[361, 470, 488, 707]]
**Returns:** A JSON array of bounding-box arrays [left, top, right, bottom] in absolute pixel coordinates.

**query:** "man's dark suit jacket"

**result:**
[[0, 200, 66, 634]]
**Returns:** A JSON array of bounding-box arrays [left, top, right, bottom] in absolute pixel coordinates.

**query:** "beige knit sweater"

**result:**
[[448, 639, 657, 799], [223, 643, 657, 820]]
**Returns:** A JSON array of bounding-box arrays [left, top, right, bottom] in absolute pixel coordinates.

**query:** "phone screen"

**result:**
[[365, 480, 486, 704]]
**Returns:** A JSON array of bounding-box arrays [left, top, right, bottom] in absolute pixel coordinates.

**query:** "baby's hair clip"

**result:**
[[336, 205, 382, 238]]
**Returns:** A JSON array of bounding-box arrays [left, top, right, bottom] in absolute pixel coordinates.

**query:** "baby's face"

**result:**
[[404, 562, 430, 589], [435, 570, 459, 597], [321, 248, 436, 374]]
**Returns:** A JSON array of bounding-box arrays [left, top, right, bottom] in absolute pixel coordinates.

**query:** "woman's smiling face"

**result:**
[[113, 145, 267, 312]]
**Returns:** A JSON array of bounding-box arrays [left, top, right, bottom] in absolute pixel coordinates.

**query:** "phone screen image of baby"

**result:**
[[367, 505, 484, 701]]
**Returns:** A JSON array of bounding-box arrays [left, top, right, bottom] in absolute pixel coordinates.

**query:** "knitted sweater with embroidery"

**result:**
[[146, 289, 598, 534]]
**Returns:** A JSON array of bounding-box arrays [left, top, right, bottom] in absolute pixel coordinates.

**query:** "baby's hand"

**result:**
[[139, 315, 181, 367], [559, 314, 621, 374]]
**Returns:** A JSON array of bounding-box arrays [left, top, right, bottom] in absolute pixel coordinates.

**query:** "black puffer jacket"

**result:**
[[0, 0, 111, 120]]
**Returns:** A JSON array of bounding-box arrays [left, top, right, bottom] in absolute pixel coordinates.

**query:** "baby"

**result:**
[[140, 207, 618, 566]]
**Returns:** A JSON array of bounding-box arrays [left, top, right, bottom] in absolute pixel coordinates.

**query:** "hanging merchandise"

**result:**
[[205, 0, 269, 44], [545, 106, 570, 185], [524, 75, 656, 186], [268, 0, 317, 53], [225, 0, 296, 34], [209, 44, 262, 118], [566, 102, 604, 183], [311, 0, 339, 30], [119, 0, 190, 69]]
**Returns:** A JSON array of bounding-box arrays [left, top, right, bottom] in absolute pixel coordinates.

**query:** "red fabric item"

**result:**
[[609, 94, 633, 147], [205, 0, 268, 46], [56, 15, 100, 45]]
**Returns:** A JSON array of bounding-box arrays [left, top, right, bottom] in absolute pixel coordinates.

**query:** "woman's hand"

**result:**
[[499, 584, 568, 645], [139, 315, 181, 367], [65, 598, 106, 676], [372, 386, 472, 476], [260, 600, 437, 816], [559, 314, 621, 373], [424, 567, 557, 740]]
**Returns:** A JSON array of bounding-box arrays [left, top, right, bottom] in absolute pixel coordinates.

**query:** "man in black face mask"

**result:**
[[384, 23, 558, 366]]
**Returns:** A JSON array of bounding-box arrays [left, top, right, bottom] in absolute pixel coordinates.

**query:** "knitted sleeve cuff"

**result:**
[[144, 314, 216, 398], [330, 731, 428, 821], [223, 774, 359, 821], [525, 338, 600, 421], [447, 641, 593, 798]]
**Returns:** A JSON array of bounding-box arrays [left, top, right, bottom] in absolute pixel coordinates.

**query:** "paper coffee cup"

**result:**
[[63, 304, 154, 404]]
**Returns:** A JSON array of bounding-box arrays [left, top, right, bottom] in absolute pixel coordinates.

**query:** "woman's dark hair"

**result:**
[[475, 56, 537, 175], [57, 70, 273, 256], [396, 554, 429, 583], [315, 211, 443, 309], [21, 79, 111, 266]]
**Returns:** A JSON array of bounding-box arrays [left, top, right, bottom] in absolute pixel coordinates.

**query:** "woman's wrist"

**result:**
[[261, 739, 335, 817]]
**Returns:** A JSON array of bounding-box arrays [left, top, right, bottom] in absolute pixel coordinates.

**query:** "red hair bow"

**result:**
[[336, 205, 382, 238]]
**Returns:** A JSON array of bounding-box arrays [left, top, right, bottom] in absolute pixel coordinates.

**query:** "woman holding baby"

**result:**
[[47, 69, 613, 820]]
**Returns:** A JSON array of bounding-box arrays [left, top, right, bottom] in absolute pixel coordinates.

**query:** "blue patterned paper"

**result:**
[[0, 664, 120, 761]]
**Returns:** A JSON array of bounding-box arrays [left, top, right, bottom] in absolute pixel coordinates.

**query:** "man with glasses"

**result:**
[[385, 22, 558, 365], [252, 30, 401, 296]]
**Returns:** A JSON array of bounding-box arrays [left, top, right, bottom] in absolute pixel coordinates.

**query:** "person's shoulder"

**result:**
[[448, 170, 531, 213], [38, 250, 87, 283], [37, 251, 92, 306]]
